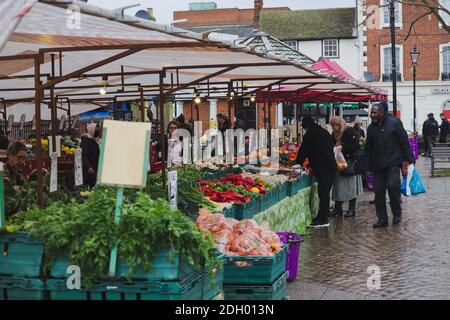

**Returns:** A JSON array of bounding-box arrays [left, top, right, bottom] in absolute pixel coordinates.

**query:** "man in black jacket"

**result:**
[[422, 113, 439, 156], [296, 117, 336, 228], [367, 104, 416, 228], [439, 113, 449, 143]]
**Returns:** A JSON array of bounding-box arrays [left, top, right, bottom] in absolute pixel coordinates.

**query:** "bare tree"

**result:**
[[254, 0, 264, 30]]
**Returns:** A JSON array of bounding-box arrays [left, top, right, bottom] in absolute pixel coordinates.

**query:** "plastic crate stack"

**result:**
[[0, 233, 46, 300], [0, 232, 225, 300], [222, 245, 289, 300], [46, 251, 225, 301]]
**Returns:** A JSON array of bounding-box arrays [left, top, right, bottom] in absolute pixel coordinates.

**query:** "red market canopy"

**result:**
[[256, 58, 387, 104]]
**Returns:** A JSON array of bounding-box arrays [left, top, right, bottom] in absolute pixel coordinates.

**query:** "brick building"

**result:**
[[361, 0, 450, 132]]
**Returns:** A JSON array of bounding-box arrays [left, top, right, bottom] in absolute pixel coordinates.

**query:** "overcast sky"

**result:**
[[88, 0, 356, 24]]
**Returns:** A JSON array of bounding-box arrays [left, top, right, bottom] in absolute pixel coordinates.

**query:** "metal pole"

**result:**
[[159, 72, 166, 187], [139, 87, 145, 122], [34, 56, 45, 208], [50, 54, 57, 153], [390, 0, 398, 117], [413, 65, 417, 132], [67, 99, 72, 136]]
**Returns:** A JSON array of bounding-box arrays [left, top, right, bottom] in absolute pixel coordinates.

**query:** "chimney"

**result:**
[[147, 7, 156, 21], [253, 0, 264, 30]]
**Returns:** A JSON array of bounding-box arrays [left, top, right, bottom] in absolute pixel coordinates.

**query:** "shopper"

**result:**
[[3, 141, 27, 187], [329, 117, 363, 218], [80, 123, 100, 188], [353, 117, 365, 139], [422, 113, 439, 157], [296, 116, 336, 228], [366, 104, 415, 228], [165, 120, 183, 166], [439, 113, 449, 143], [217, 113, 230, 134]]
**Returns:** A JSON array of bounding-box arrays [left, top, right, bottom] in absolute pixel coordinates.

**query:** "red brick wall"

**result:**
[[183, 101, 210, 134], [365, 0, 450, 81], [257, 102, 277, 129], [174, 7, 289, 27]]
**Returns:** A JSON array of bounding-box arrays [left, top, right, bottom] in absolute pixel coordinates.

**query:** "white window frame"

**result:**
[[380, 0, 403, 28], [439, 0, 450, 29], [322, 39, 339, 58], [380, 44, 403, 81], [439, 42, 450, 80], [283, 40, 298, 50]]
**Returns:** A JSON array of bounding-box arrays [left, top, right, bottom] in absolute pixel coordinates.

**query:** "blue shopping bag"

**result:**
[[401, 165, 426, 196]]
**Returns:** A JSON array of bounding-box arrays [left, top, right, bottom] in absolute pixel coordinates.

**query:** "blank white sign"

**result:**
[[97, 120, 151, 188]]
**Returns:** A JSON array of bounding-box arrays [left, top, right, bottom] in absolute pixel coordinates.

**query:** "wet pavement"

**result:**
[[289, 157, 450, 300]]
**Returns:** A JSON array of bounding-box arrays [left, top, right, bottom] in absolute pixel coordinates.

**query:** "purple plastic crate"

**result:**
[[276, 232, 304, 281], [367, 172, 374, 191], [409, 136, 419, 160]]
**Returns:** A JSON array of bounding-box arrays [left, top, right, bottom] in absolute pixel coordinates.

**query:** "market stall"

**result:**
[[0, 0, 386, 301]]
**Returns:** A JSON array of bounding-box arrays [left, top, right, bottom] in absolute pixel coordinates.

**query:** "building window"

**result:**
[[442, 46, 450, 80], [381, 46, 402, 82], [439, 0, 450, 26], [323, 39, 339, 58], [283, 40, 298, 50], [381, 0, 402, 28]]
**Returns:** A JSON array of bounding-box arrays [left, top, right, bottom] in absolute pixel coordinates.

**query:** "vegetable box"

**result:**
[[223, 245, 288, 285], [0, 232, 44, 278], [258, 188, 280, 212], [50, 249, 196, 282], [0, 276, 46, 300], [223, 272, 288, 300]]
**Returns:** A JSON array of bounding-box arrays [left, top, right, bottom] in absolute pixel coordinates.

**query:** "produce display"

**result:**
[[8, 188, 221, 288], [199, 174, 271, 204], [196, 209, 283, 258]]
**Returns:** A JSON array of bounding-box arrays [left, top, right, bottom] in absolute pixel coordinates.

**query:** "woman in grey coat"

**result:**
[[329, 117, 363, 218]]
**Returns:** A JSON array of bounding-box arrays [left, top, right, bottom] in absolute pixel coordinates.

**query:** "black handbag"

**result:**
[[340, 158, 359, 176]]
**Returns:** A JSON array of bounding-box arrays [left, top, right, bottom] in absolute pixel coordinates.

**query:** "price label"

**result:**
[[7, 115, 14, 132], [50, 152, 58, 193], [48, 136, 62, 157], [167, 170, 178, 209], [74, 148, 83, 186]]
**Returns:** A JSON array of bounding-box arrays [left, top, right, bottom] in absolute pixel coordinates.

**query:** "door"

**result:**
[[235, 99, 256, 130]]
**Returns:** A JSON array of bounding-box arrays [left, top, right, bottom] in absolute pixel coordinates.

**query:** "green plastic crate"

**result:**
[[0, 232, 43, 278], [222, 205, 239, 220], [299, 174, 312, 188], [202, 255, 225, 300], [286, 179, 301, 196], [235, 199, 258, 220], [223, 272, 288, 301], [278, 183, 288, 201], [223, 245, 288, 285], [258, 188, 279, 212], [47, 271, 205, 301], [51, 249, 196, 281], [0, 276, 46, 300]]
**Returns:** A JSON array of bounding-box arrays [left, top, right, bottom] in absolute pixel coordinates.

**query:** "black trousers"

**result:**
[[439, 132, 448, 143], [373, 166, 402, 223], [314, 169, 335, 222]]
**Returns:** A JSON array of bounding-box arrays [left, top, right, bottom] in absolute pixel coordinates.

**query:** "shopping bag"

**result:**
[[334, 147, 347, 172], [401, 165, 426, 196]]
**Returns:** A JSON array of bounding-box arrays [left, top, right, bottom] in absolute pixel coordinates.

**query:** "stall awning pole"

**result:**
[[139, 87, 145, 122], [159, 72, 166, 187], [34, 56, 45, 208]]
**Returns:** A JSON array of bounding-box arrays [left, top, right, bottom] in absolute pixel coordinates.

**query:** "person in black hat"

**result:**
[[422, 113, 439, 157], [296, 116, 336, 228]]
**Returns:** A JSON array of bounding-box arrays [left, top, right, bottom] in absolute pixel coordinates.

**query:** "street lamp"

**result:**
[[410, 45, 420, 132]]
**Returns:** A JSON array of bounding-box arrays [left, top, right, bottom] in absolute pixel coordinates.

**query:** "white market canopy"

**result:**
[[0, 0, 385, 111]]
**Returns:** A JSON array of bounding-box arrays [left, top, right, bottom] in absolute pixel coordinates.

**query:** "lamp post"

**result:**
[[410, 45, 420, 132], [389, 0, 398, 117]]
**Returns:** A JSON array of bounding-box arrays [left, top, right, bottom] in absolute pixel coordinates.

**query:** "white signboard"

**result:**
[[7, 115, 14, 132], [74, 148, 83, 186], [19, 114, 25, 131], [97, 120, 151, 188], [168, 170, 178, 209], [50, 152, 58, 193], [59, 115, 66, 130]]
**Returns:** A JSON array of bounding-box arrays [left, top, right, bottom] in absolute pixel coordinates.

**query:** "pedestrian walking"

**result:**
[[366, 104, 415, 228], [422, 113, 439, 157], [329, 117, 363, 218], [439, 113, 449, 143], [296, 116, 336, 228]]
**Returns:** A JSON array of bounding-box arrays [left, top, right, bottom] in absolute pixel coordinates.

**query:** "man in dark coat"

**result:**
[[366, 104, 416, 228], [296, 116, 336, 228], [80, 123, 100, 188], [422, 113, 439, 156], [439, 113, 449, 143]]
